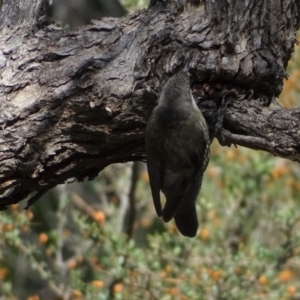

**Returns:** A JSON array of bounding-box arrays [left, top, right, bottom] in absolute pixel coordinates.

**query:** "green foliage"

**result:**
[[123, 0, 149, 11], [2, 141, 300, 299]]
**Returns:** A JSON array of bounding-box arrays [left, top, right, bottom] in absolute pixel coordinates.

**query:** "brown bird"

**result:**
[[145, 70, 210, 237]]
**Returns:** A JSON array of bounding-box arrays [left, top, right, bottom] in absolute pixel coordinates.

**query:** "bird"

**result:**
[[145, 68, 210, 237]]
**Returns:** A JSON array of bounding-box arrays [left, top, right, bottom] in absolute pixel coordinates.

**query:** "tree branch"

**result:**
[[0, 0, 299, 208], [0, 0, 47, 29]]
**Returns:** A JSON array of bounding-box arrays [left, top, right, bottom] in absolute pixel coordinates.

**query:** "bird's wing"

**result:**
[[161, 169, 189, 222], [145, 108, 164, 217], [172, 119, 210, 236], [146, 156, 162, 217], [174, 202, 198, 237], [162, 115, 209, 223]]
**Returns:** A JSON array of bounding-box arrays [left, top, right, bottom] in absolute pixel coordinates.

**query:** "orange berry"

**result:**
[[113, 283, 123, 293], [92, 280, 104, 288], [71, 290, 83, 298], [26, 296, 39, 300], [258, 275, 268, 285], [0, 268, 9, 280], [226, 149, 236, 160], [272, 164, 288, 179], [206, 167, 220, 178], [90, 257, 99, 264], [165, 265, 172, 273], [24, 210, 34, 219], [140, 217, 151, 228], [208, 210, 216, 219], [199, 228, 209, 240], [278, 270, 294, 282], [286, 285, 296, 296], [67, 260, 77, 269], [170, 287, 179, 296], [160, 271, 167, 278], [22, 225, 29, 233], [38, 233, 48, 244], [169, 223, 178, 234], [294, 70, 300, 78], [209, 270, 223, 281], [77, 255, 83, 264], [92, 211, 105, 224], [286, 177, 300, 191], [213, 270, 223, 281], [140, 171, 149, 182], [10, 204, 18, 211], [4, 224, 13, 231]]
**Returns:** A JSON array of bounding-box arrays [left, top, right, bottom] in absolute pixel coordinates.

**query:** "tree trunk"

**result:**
[[0, 0, 299, 209]]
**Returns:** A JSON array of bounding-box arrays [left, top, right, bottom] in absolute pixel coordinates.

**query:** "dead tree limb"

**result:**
[[0, 0, 299, 209]]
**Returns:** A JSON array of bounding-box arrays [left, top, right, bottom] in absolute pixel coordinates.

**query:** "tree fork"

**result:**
[[0, 0, 299, 209]]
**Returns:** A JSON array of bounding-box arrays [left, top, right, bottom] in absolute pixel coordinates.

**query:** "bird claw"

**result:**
[[216, 129, 232, 147], [214, 93, 229, 135]]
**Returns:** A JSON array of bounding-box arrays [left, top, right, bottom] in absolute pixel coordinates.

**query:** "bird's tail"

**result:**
[[174, 205, 198, 238]]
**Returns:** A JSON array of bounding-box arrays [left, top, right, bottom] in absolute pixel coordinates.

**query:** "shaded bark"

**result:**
[[0, 0, 299, 209], [49, 0, 127, 26]]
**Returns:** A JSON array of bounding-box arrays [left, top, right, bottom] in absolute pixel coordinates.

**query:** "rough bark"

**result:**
[[0, 0, 299, 209]]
